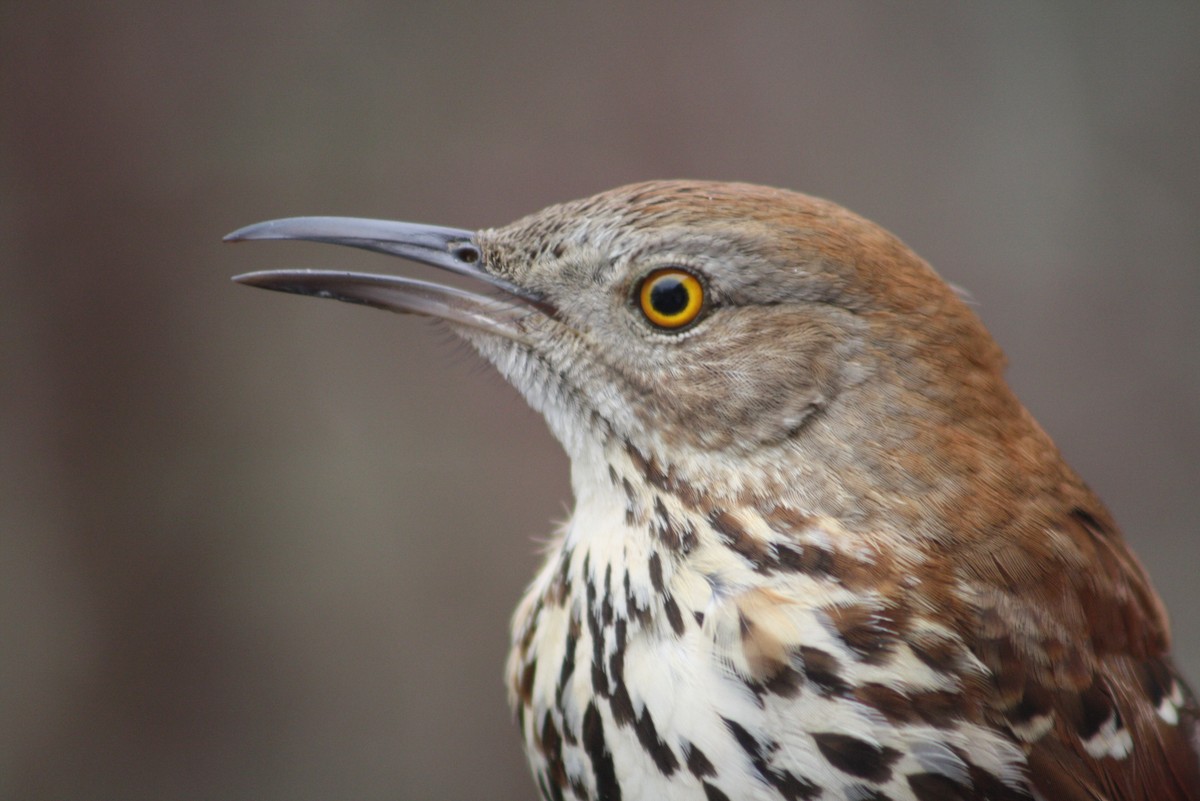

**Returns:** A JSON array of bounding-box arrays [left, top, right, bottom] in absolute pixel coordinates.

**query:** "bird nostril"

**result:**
[[453, 245, 480, 264]]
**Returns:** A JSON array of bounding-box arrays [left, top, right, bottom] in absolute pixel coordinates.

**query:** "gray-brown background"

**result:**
[[3, 3, 1197, 799]]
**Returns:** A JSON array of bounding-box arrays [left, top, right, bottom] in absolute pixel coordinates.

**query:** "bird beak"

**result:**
[[226, 216, 548, 341]]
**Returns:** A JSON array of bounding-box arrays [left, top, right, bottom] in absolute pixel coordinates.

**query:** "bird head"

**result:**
[[230, 180, 1029, 528]]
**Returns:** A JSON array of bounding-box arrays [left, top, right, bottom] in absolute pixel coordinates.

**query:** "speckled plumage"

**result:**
[[232, 181, 1200, 801]]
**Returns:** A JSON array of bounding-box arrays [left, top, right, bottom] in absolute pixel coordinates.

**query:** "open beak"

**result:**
[[226, 216, 548, 342]]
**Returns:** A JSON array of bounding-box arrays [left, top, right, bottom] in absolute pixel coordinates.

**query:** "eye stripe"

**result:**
[[638, 269, 704, 330]]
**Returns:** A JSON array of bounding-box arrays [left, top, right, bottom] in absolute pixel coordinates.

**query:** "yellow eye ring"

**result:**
[[638, 268, 705, 330]]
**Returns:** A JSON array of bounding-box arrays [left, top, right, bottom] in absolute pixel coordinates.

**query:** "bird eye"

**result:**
[[637, 268, 705, 330]]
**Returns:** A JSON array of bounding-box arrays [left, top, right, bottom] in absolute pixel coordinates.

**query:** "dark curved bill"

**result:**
[[232, 269, 533, 343], [227, 216, 554, 339], [225, 216, 542, 303]]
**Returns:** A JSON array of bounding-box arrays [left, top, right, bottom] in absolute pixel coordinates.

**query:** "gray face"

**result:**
[[471, 214, 870, 456]]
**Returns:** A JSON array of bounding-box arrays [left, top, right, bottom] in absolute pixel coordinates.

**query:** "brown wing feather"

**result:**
[[967, 506, 1200, 800]]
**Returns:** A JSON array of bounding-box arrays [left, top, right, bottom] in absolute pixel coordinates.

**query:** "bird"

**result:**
[[228, 180, 1199, 801]]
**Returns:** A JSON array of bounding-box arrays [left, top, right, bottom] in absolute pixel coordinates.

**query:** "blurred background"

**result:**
[[2, 3, 1197, 799]]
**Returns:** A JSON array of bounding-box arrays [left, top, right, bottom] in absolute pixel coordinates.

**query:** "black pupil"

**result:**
[[649, 276, 690, 316]]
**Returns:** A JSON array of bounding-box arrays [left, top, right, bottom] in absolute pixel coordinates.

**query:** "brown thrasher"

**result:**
[[229, 181, 1199, 801]]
